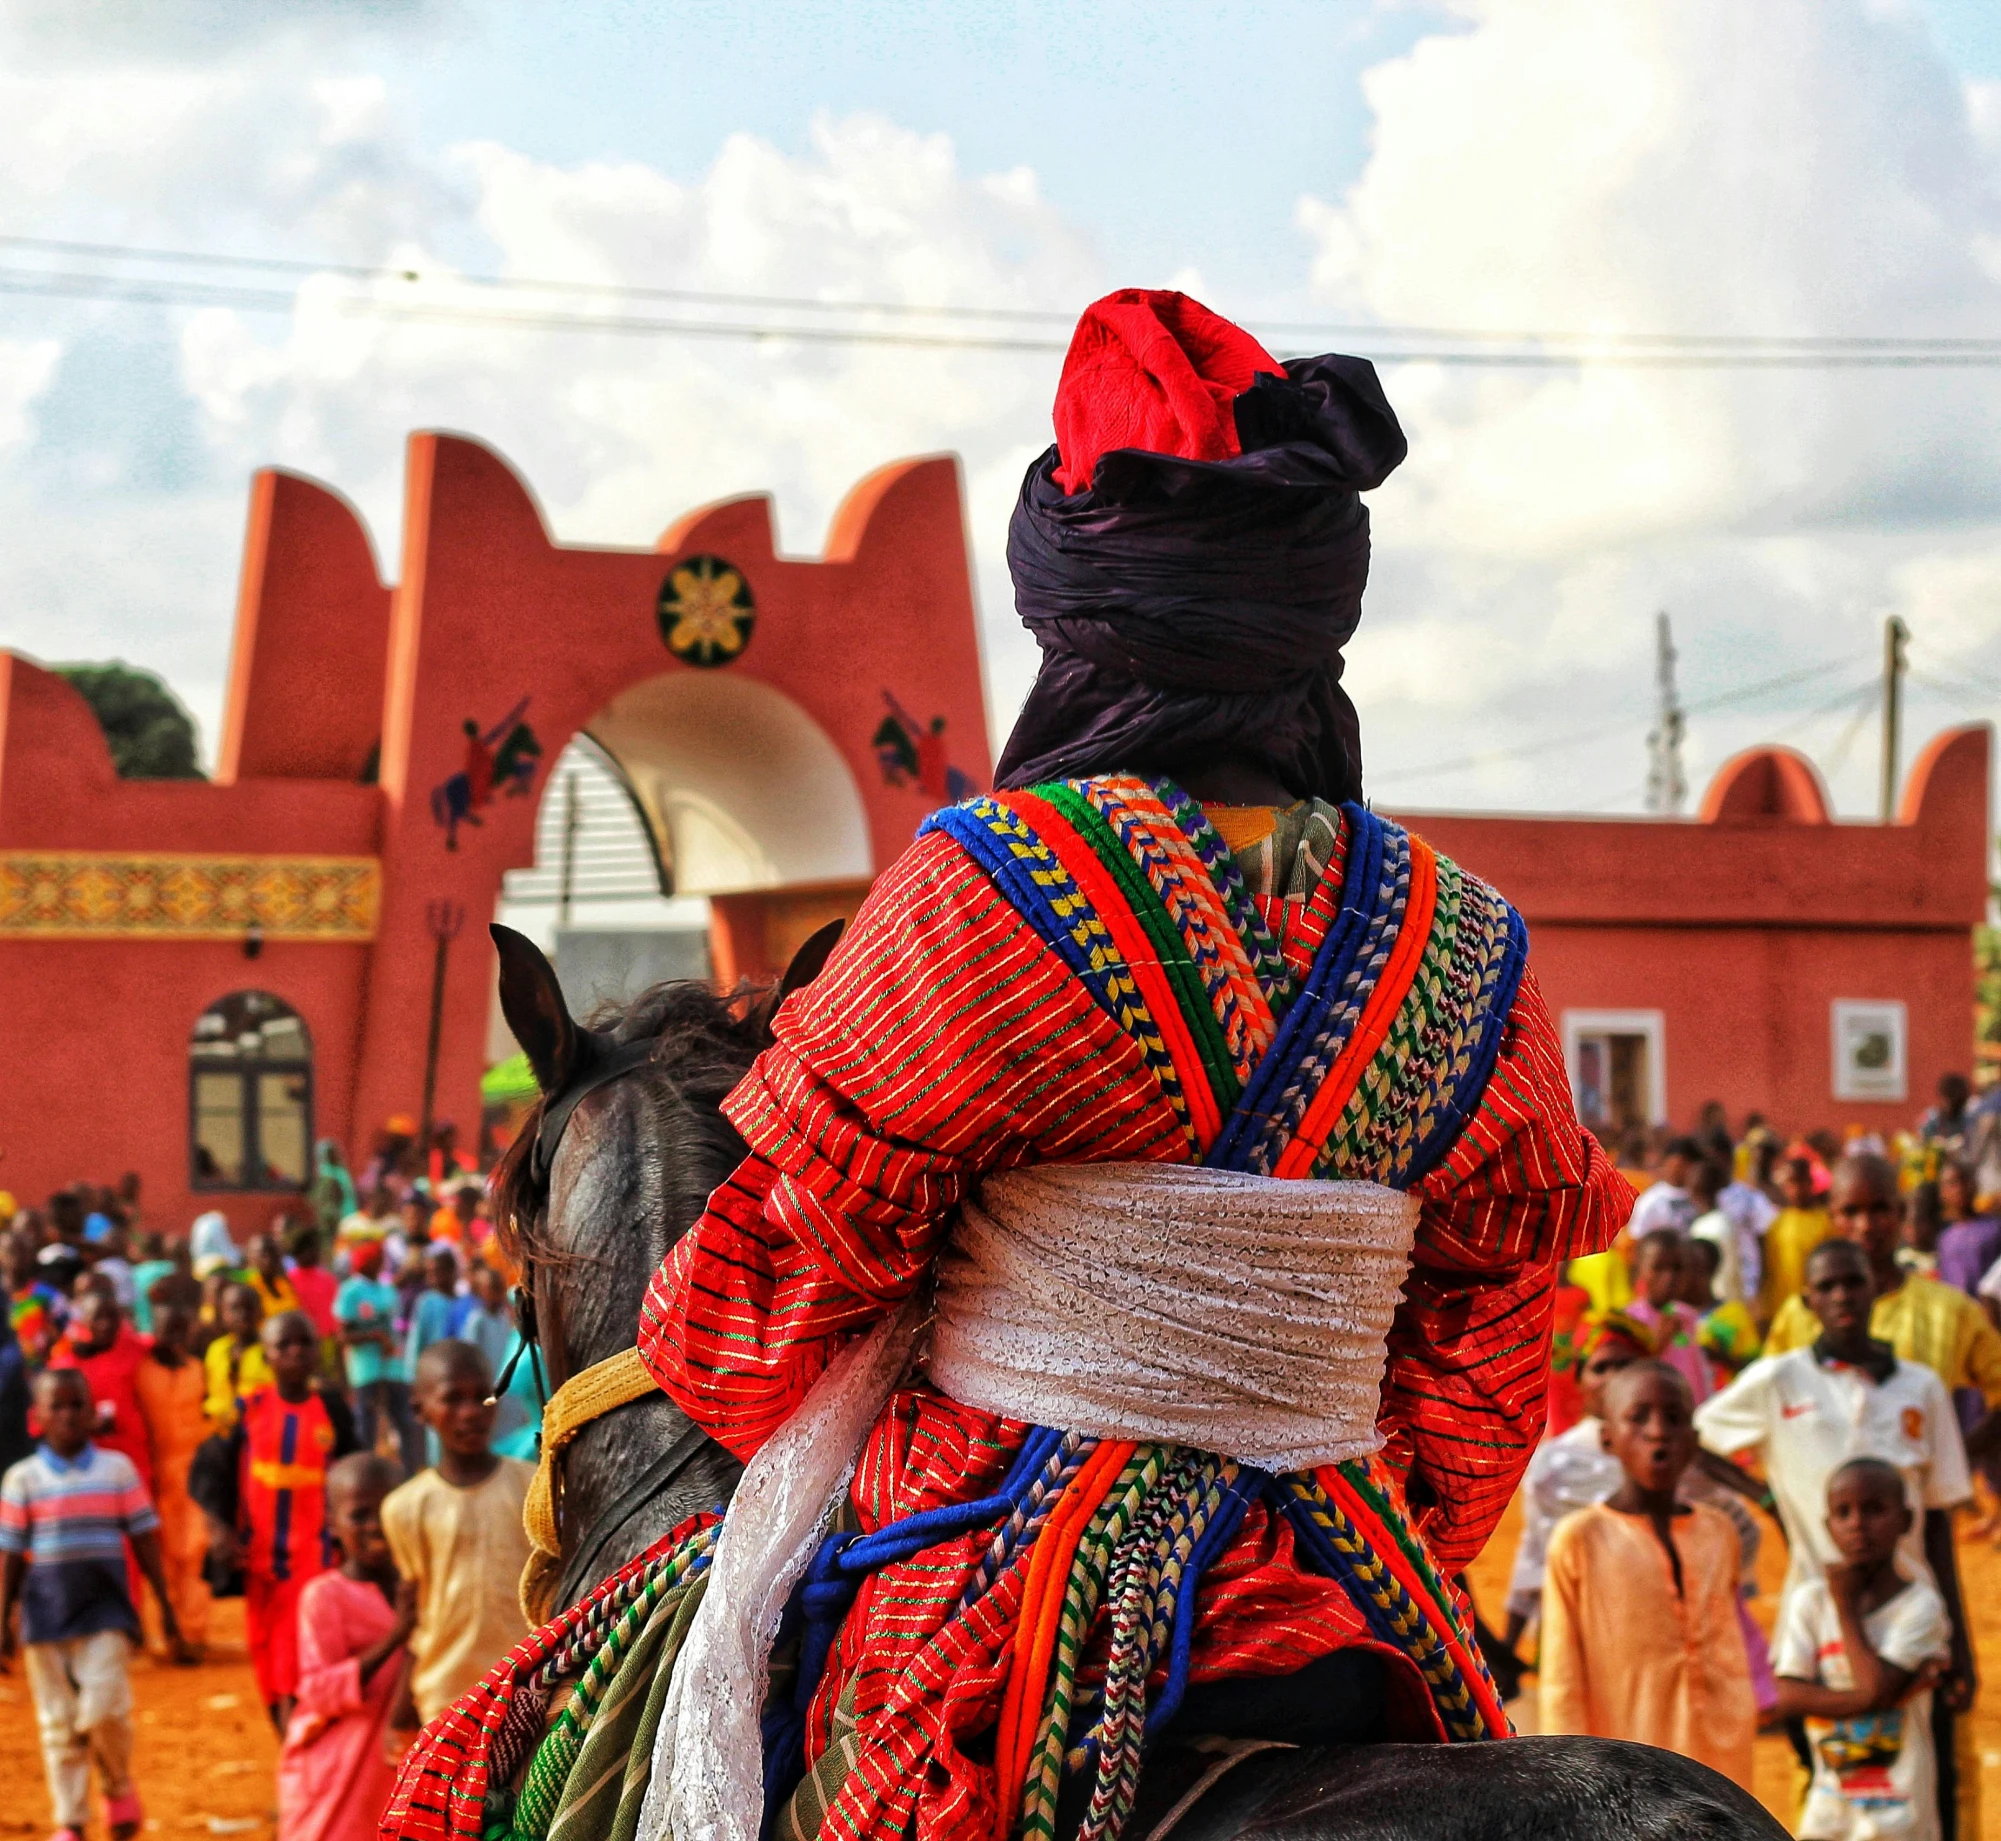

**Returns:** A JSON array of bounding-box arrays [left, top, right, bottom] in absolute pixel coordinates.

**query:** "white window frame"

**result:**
[[1561, 1008, 1668, 1128], [1830, 999, 1908, 1104]]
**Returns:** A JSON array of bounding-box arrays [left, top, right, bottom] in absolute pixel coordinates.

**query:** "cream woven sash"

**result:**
[[930, 1162, 1419, 1472]]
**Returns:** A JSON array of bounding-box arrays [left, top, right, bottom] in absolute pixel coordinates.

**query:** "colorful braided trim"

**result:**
[[1278, 1464, 1508, 1742], [382, 1512, 719, 1841]]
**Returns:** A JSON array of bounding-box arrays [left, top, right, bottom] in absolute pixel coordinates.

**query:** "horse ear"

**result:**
[[756, 919, 845, 1041], [492, 923, 583, 1092]]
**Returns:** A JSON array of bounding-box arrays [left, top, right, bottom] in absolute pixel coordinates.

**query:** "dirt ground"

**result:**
[[7, 1500, 2001, 1837], [0, 1598, 279, 1840]]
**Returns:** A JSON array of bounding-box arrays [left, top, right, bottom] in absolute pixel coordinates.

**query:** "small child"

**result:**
[[1539, 1361, 1757, 1788], [1761, 1152, 1836, 1327], [245, 1235, 302, 1322], [277, 1453, 415, 1841], [1624, 1230, 1714, 1406], [192, 1311, 357, 1731], [402, 1244, 464, 1376], [286, 1229, 339, 1346], [202, 1281, 271, 1429], [1774, 1457, 1953, 1841], [1682, 1235, 1762, 1389], [0, 1368, 187, 1841], [49, 1287, 154, 1495], [334, 1243, 416, 1471], [7, 1227, 66, 1368], [1502, 1310, 1647, 1653], [381, 1340, 533, 1726]]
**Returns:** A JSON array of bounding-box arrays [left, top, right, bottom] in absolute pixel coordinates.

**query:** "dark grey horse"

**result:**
[[488, 924, 1783, 1841]]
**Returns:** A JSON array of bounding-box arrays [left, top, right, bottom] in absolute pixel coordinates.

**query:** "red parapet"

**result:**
[[1697, 746, 1832, 825], [218, 470, 391, 785]]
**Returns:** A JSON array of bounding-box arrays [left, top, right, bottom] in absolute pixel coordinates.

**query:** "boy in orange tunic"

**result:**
[[1539, 1361, 1757, 1787], [132, 1296, 210, 1656]]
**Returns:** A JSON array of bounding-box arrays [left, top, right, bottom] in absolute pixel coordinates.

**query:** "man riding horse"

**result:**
[[386, 292, 1765, 1841]]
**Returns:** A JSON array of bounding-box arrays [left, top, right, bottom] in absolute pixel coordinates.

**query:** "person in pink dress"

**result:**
[[277, 1453, 413, 1841], [1626, 1228, 1715, 1406]]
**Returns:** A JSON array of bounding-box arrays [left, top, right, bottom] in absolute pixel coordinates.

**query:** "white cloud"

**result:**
[[0, 56, 1097, 758], [1301, 0, 2001, 812], [172, 110, 1097, 738], [0, 338, 60, 452], [5, 0, 2001, 816]]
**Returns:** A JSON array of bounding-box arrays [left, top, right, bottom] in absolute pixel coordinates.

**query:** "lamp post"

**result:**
[[419, 898, 466, 1154]]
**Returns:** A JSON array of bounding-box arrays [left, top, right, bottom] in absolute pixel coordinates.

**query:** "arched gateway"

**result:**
[[0, 436, 991, 1236]]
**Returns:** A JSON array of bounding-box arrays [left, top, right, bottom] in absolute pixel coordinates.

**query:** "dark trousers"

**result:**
[[352, 1378, 423, 1476], [1935, 1698, 1958, 1841]]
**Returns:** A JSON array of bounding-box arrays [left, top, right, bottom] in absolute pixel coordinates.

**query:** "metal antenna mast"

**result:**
[[1880, 615, 1909, 822], [1644, 611, 1687, 816]]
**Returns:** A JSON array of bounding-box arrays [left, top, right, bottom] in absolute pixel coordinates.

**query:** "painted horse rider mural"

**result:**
[[387, 290, 1644, 1841], [432, 698, 543, 849]]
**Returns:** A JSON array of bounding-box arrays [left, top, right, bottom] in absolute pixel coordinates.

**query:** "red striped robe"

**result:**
[[637, 819, 1629, 1836]]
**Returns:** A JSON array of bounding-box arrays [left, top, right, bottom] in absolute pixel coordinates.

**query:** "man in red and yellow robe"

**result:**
[[633, 294, 1632, 1840]]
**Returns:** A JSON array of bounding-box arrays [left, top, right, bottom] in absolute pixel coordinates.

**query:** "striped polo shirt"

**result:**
[[0, 1442, 158, 1643]]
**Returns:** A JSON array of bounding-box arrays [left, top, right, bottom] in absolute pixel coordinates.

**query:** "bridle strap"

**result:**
[[529, 1036, 661, 1186], [522, 1346, 661, 1563], [552, 1415, 718, 1614], [510, 1030, 673, 1617]]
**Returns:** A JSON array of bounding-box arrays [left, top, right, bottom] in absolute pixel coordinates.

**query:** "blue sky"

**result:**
[[4, 0, 2001, 818], [394, 1, 1436, 306]]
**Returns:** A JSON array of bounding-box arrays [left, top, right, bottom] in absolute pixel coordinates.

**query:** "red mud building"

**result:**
[[0, 434, 1988, 1234]]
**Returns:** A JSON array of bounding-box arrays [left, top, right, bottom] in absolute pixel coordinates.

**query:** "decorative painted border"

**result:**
[[0, 851, 380, 940]]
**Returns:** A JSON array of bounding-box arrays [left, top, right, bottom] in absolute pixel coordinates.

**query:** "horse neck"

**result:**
[[539, 1065, 748, 1612]]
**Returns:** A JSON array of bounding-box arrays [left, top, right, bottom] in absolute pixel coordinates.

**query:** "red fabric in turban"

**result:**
[[1052, 290, 1284, 492]]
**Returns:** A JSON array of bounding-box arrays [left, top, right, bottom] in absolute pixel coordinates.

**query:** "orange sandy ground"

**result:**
[[4, 1500, 2001, 1838]]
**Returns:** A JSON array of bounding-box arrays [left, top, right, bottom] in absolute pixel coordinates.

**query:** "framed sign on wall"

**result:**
[[1831, 1000, 1907, 1104]]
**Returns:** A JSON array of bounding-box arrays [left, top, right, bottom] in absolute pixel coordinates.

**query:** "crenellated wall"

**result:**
[[1394, 726, 1993, 1140], [0, 434, 990, 1235]]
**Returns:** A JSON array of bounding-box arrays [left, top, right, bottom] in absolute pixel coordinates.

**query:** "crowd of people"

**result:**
[[1511, 1078, 2001, 1841], [7, 1080, 2001, 1840], [0, 1125, 545, 1841]]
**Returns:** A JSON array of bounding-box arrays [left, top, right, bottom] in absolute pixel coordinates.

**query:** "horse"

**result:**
[[487, 923, 1784, 1841]]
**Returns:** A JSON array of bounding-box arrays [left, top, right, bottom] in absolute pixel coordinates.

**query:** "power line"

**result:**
[[0, 268, 1075, 353], [14, 232, 2001, 363], [0, 232, 1078, 323], [1915, 649, 2001, 700], [1374, 653, 1873, 786]]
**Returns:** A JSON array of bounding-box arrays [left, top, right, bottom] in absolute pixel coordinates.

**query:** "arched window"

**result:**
[[190, 992, 313, 1191]]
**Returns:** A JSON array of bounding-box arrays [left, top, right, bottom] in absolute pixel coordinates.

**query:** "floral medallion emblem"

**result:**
[[658, 554, 755, 667]]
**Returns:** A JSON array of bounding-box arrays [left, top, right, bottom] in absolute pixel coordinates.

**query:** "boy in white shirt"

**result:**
[[1774, 1456, 1952, 1840], [1693, 1239, 1971, 1621]]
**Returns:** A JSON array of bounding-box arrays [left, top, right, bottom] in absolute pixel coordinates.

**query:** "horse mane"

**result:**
[[489, 976, 769, 1268]]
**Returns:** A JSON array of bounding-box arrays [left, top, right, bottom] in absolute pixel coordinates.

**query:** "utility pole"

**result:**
[[1644, 611, 1687, 816], [1880, 615, 1909, 822], [419, 898, 465, 1156], [557, 770, 581, 933]]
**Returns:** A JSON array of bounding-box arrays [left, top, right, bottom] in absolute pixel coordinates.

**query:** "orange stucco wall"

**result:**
[[1393, 725, 1992, 1141], [0, 426, 1988, 1236], [0, 435, 990, 1237]]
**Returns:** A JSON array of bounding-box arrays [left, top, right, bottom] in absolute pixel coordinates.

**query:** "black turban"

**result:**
[[992, 353, 1408, 804]]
